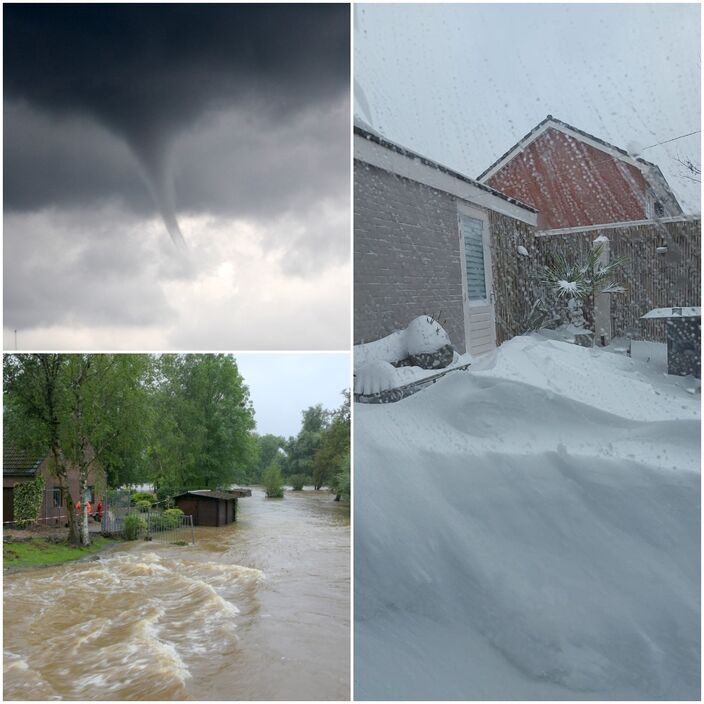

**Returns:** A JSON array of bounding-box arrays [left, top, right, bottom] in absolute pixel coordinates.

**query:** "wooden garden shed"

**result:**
[[172, 489, 251, 527]]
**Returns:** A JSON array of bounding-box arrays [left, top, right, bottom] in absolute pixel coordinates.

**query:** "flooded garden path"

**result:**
[[4, 489, 350, 700]]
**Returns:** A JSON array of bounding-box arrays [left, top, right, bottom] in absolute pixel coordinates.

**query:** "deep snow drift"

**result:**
[[354, 335, 700, 700]]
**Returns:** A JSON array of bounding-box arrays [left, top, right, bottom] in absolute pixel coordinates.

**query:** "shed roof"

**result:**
[[173, 489, 250, 501], [3, 448, 46, 477]]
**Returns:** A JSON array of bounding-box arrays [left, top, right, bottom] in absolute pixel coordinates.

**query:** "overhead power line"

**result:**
[[641, 130, 701, 151]]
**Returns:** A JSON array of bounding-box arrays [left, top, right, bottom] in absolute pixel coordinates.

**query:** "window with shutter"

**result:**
[[461, 215, 487, 301]]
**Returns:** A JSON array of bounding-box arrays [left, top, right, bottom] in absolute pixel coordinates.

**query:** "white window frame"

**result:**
[[458, 203, 492, 308]]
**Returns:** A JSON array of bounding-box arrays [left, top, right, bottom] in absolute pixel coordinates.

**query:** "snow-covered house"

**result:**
[[354, 122, 538, 356], [478, 115, 683, 230]]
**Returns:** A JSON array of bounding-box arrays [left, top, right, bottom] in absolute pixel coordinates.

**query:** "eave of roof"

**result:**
[[354, 125, 538, 214]]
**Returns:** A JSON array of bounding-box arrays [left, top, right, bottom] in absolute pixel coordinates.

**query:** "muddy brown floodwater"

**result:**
[[3, 489, 350, 700]]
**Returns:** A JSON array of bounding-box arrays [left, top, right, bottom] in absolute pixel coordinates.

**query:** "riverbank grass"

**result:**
[[3, 536, 118, 570]]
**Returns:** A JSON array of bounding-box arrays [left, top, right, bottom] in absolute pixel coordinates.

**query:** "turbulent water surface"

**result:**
[[4, 489, 350, 700]]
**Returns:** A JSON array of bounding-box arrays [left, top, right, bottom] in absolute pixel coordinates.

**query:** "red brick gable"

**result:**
[[486, 127, 652, 230]]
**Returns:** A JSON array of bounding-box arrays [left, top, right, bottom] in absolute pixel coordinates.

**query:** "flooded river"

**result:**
[[3, 489, 350, 700]]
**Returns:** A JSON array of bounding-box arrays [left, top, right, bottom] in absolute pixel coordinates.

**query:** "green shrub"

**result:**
[[135, 499, 152, 512], [288, 474, 308, 491], [130, 491, 155, 506], [13, 476, 45, 527], [151, 508, 184, 530], [262, 463, 284, 498], [122, 513, 147, 540]]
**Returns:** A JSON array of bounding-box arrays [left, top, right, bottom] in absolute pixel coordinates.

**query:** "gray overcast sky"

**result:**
[[355, 2, 700, 214], [234, 353, 350, 438], [4, 4, 350, 351]]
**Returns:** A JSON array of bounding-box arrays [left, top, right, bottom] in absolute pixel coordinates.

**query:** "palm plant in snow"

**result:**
[[539, 244, 627, 328]]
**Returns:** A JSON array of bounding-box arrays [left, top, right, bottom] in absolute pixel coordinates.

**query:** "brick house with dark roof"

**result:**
[[478, 115, 683, 230], [3, 448, 105, 526]]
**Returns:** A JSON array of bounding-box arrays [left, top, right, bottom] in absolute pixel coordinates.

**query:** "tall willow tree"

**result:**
[[148, 354, 257, 493], [4, 354, 78, 539]]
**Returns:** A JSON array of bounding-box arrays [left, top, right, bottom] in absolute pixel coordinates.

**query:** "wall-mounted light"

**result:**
[[656, 240, 668, 255]]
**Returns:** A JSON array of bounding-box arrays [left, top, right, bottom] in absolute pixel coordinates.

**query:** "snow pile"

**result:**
[[355, 317, 458, 395], [355, 335, 700, 700]]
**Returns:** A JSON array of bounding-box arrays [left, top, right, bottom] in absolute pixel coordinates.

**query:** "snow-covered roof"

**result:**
[[354, 124, 538, 226]]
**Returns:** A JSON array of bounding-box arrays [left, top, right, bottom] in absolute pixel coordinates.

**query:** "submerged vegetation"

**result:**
[[288, 474, 308, 490], [262, 463, 285, 498]]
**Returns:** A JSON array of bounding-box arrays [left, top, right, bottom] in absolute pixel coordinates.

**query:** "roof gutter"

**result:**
[[537, 214, 699, 237]]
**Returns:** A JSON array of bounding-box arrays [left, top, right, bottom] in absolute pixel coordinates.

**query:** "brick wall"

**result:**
[[488, 211, 539, 344], [354, 160, 467, 351]]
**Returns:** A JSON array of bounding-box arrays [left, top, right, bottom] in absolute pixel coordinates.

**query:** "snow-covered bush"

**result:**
[[538, 244, 626, 329]]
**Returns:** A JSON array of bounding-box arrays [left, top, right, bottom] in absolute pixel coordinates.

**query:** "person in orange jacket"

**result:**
[[75, 499, 93, 515]]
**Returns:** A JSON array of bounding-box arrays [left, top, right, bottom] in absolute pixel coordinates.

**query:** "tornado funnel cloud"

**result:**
[[152, 176, 187, 250], [134, 142, 187, 250]]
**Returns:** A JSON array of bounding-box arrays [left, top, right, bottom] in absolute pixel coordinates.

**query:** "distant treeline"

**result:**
[[251, 392, 350, 499]]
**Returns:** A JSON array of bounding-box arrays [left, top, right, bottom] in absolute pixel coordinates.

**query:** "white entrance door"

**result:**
[[458, 207, 497, 356]]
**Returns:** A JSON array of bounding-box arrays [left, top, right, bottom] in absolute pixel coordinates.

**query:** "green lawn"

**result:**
[[3, 536, 118, 570]]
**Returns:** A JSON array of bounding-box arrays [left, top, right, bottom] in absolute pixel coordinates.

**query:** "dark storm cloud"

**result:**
[[4, 95, 349, 221], [4, 100, 152, 213], [4, 3, 348, 133], [4, 3, 349, 242]]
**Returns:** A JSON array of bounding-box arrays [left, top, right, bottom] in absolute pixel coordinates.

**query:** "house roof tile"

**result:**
[[3, 448, 47, 477]]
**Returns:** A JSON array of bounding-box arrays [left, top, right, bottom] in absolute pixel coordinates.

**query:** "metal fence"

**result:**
[[101, 488, 132, 534], [144, 511, 195, 544], [101, 490, 195, 544]]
